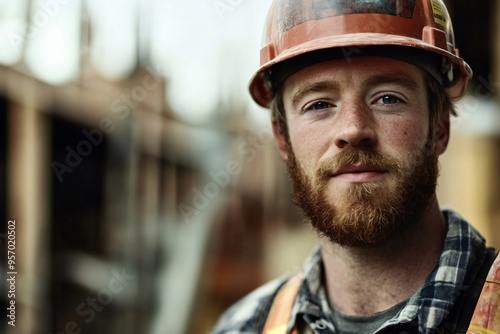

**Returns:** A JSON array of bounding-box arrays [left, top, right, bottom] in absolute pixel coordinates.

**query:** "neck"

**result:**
[[320, 196, 446, 316]]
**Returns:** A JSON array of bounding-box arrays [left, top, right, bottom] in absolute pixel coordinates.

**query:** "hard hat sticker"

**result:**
[[429, 0, 447, 27], [277, 0, 417, 32]]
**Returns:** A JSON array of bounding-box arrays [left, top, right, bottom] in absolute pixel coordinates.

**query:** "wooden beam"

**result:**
[[7, 99, 51, 333]]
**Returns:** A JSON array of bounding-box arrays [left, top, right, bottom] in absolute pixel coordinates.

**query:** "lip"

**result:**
[[331, 164, 386, 182]]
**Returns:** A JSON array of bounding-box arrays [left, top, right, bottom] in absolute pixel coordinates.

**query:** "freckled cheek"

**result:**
[[288, 125, 327, 167], [380, 120, 429, 152]]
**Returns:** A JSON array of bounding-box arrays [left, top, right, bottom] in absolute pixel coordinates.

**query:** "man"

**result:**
[[212, 0, 498, 333]]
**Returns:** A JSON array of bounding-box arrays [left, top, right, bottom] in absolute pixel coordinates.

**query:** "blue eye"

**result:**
[[381, 95, 399, 104], [311, 101, 332, 110]]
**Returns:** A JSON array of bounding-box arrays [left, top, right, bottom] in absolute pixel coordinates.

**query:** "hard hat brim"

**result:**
[[249, 33, 472, 108]]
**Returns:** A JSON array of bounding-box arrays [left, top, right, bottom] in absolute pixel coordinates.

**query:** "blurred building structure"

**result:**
[[0, 1, 498, 334], [437, 0, 500, 248]]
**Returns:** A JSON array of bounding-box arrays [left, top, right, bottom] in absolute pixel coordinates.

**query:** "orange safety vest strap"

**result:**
[[467, 252, 500, 334], [263, 273, 303, 334]]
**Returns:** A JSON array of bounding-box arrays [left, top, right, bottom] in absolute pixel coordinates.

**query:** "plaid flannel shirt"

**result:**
[[211, 209, 489, 334]]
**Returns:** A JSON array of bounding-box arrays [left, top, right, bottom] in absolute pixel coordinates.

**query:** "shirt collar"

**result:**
[[288, 209, 487, 334]]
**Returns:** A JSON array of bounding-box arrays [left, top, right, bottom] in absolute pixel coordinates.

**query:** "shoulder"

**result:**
[[210, 276, 290, 334]]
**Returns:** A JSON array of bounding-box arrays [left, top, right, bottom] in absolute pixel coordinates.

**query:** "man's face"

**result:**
[[274, 56, 449, 247]]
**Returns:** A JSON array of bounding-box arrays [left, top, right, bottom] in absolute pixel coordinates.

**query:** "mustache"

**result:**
[[316, 148, 402, 180]]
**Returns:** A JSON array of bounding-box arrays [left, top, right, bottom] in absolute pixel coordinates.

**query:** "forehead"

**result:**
[[283, 56, 426, 95]]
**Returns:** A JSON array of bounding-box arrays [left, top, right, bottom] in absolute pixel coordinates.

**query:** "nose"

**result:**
[[333, 101, 377, 149]]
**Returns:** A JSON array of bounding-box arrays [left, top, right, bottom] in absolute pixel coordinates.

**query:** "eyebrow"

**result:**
[[290, 81, 339, 108], [289, 74, 421, 109], [363, 75, 421, 93]]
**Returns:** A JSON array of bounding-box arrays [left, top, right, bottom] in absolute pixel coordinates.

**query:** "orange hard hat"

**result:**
[[249, 0, 473, 108]]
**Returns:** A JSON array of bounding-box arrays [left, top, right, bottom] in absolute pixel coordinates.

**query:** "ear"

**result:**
[[435, 117, 450, 155], [272, 119, 289, 161]]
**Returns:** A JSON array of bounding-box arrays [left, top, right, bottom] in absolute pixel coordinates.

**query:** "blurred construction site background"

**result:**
[[0, 1, 499, 333]]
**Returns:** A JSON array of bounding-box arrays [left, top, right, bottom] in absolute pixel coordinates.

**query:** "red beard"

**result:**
[[285, 145, 439, 247]]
